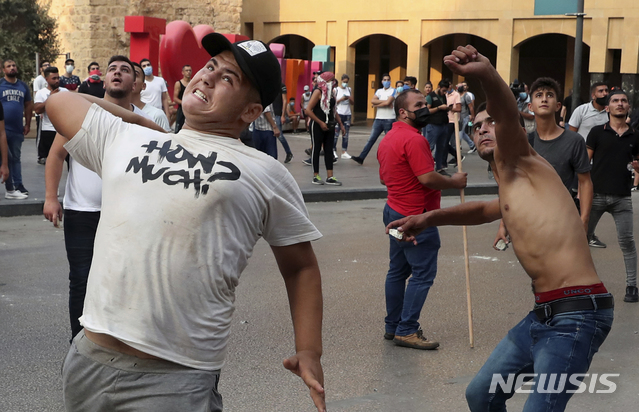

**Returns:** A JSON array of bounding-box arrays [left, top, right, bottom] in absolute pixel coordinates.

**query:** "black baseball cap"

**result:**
[[201, 33, 281, 107]]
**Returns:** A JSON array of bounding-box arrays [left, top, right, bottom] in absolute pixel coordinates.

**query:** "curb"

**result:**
[[1, 184, 498, 218]]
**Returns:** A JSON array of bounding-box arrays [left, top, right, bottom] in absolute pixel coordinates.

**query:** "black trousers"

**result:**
[[64, 210, 100, 340], [38, 130, 57, 159], [310, 120, 335, 174]]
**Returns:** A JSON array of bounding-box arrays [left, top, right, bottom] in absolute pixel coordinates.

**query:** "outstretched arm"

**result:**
[[444, 45, 530, 162], [386, 199, 501, 245], [271, 241, 325, 412]]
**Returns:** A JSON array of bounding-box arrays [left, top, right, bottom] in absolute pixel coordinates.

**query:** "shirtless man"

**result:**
[[386, 45, 614, 411]]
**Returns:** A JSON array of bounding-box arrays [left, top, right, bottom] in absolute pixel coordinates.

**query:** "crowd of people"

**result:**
[[1, 36, 639, 412]]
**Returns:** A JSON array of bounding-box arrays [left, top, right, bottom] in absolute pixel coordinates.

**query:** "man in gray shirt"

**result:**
[[569, 82, 609, 140]]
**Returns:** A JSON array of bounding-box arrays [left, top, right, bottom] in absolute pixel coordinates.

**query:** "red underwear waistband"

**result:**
[[535, 283, 608, 304]]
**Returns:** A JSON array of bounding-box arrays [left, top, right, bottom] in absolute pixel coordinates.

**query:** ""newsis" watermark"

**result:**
[[489, 373, 619, 394]]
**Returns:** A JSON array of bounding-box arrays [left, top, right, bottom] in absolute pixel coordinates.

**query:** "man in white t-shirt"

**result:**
[[569, 82, 609, 140], [140, 58, 170, 119], [43, 55, 155, 343], [334, 74, 354, 159], [131, 62, 171, 132], [352, 73, 396, 165], [34, 66, 69, 164], [33, 60, 50, 93], [46, 35, 326, 412]]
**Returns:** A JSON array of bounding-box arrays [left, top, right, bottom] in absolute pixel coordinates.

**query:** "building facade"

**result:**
[[241, 0, 639, 118]]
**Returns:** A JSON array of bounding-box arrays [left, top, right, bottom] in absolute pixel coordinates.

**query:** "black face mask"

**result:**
[[595, 96, 608, 106], [458, 86, 464, 93], [406, 107, 431, 128]]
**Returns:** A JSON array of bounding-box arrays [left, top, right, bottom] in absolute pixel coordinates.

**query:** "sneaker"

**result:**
[[333, 156, 338, 163], [325, 177, 342, 186], [624, 286, 638, 303], [16, 184, 28, 195], [333, 150, 338, 159], [351, 156, 363, 165], [284, 153, 293, 164], [588, 236, 607, 248], [467, 147, 477, 154], [305, 148, 312, 156], [383, 332, 395, 340], [37, 158, 46, 165], [302, 158, 312, 166], [437, 169, 451, 177], [312, 176, 324, 185], [341, 152, 352, 159], [632, 186, 638, 192], [393, 329, 439, 350], [5, 190, 28, 200]]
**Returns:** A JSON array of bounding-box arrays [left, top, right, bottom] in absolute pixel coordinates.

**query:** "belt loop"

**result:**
[[544, 304, 552, 320], [590, 295, 598, 312]]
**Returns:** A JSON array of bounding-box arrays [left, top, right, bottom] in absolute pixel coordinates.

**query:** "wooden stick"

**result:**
[[453, 112, 474, 348]]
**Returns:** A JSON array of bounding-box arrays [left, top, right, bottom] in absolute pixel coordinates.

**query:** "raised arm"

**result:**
[[47, 92, 165, 139], [271, 241, 325, 412], [444, 45, 530, 161]]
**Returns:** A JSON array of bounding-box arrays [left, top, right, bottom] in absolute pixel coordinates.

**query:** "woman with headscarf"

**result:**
[[304, 71, 344, 185]]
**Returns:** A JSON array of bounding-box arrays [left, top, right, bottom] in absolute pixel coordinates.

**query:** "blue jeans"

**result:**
[[383, 204, 440, 336], [274, 116, 292, 155], [252, 129, 278, 159], [426, 123, 449, 170], [587, 194, 637, 286], [5, 130, 24, 189], [334, 114, 351, 151], [466, 301, 613, 411], [358, 118, 393, 160], [459, 115, 476, 149]]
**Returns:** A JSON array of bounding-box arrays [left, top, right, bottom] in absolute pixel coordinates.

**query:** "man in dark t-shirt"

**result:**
[[425, 79, 451, 173], [586, 89, 639, 303]]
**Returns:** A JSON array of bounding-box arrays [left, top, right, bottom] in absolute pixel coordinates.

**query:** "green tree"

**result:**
[[0, 0, 60, 84]]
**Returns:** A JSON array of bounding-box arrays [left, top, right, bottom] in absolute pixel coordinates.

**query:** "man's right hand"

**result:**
[[43, 199, 63, 227], [273, 126, 281, 138], [319, 121, 328, 131], [385, 213, 431, 245], [493, 221, 510, 251], [450, 172, 468, 189], [0, 164, 8, 184], [443, 45, 493, 80]]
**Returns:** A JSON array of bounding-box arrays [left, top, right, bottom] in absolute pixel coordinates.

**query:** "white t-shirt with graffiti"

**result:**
[[65, 104, 322, 370]]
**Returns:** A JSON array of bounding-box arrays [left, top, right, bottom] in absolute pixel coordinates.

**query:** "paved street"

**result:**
[[1, 196, 638, 411]]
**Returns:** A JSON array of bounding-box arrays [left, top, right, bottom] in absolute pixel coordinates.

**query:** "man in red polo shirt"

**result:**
[[378, 89, 467, 349]]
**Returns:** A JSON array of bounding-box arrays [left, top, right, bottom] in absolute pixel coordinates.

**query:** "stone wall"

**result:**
[[42, 0, 243, 79]]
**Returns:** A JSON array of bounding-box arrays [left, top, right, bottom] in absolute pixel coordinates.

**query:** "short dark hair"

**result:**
[[65, 59, 74, 65], [341, 74, 349, 81], [438, 79, 450, 88], [131, 61, 143, 75], [424, 80, 432, 88], [607, 88, 628, 103], [382, 73, 390, 79], [87, 61, 100, 72], [394, 89, 423, 118], [590, 81, 607, 94], [108, 55, 136, 80], [404, 76, 417, 86], [140, 58, 151, 65], [182, 64, 191, 69], [40, 61, 50, 69], [2, 59, 15, 68], [529, 77, 562, 99], [43, 66, 59, 77]]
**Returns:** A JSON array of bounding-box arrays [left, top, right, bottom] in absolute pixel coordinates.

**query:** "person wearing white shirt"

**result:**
[[351, 73, 396, 164], [334, 74, 354, 159], [569, 82, 610, 140], [140, 58, 170, 120], [131, 62, 171, 132], [34, 66, 69, 164]]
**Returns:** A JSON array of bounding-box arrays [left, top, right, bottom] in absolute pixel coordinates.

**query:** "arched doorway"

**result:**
[[516, 34, 591, 103], [351, 34, 407, 119], [269, 34, 315, 60], [423, 34, 497, 107]]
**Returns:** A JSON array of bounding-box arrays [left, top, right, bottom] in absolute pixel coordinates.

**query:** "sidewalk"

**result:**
[[0, 120, 497, 217]]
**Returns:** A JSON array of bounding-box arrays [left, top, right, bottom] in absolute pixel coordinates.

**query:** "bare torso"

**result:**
[[494, 151, 601, 292]]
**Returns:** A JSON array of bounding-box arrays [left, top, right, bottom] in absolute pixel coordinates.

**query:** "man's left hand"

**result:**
[[0, 164, 9, 183], [283, 350, 326, 412], [23, 124, 30, 135]]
